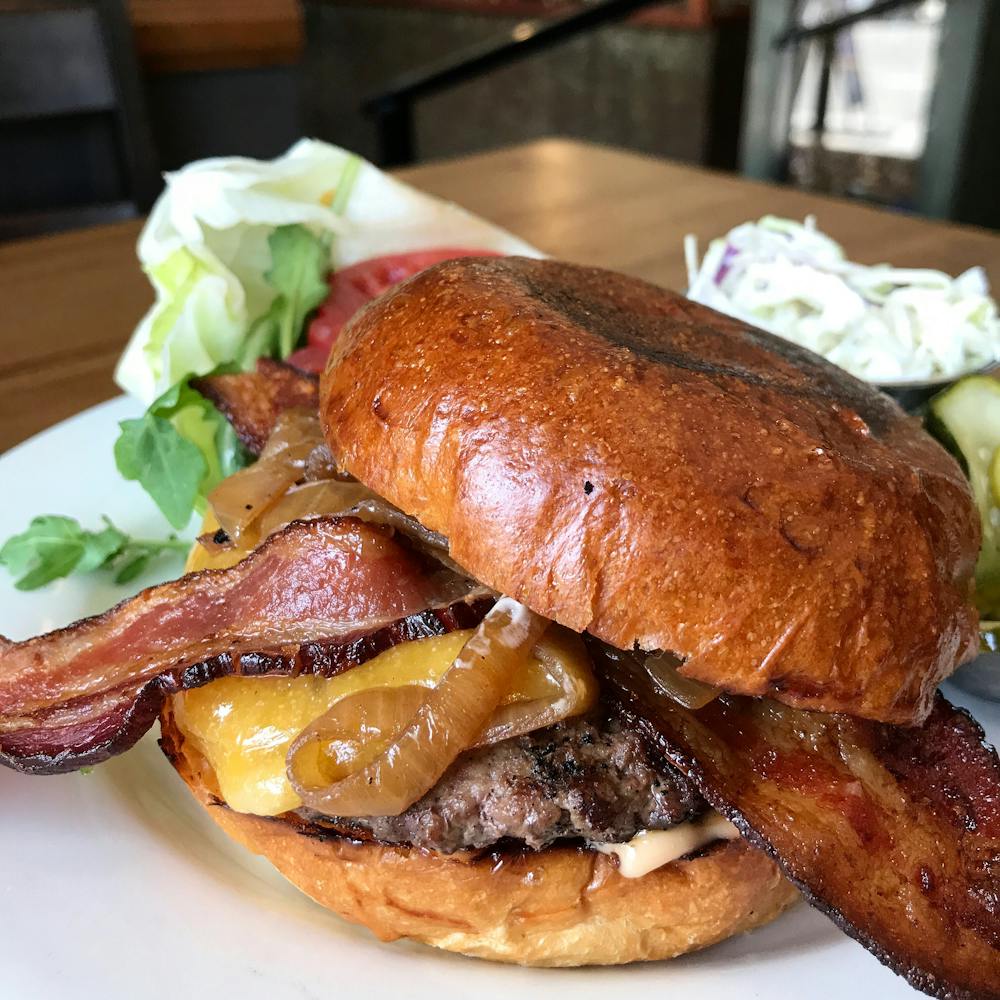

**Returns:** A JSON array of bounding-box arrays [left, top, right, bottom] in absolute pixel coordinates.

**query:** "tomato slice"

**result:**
[[288, 248, 502, 372]]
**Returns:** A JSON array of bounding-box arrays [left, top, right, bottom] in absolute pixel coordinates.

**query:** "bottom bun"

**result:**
[[160, 704, 799, 966]]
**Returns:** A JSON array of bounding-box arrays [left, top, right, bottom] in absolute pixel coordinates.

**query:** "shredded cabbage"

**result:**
[[116, 139, 541, 404], [684, 216, 1000, 384]]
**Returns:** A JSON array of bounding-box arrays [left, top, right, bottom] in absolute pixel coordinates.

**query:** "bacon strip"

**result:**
[[193, 359, 319, 455], [0, 517, 490, 775], [601, 649, 1000, 1000]]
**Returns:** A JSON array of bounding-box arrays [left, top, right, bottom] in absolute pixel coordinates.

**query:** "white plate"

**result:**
[[2, 398, 997, 1000]]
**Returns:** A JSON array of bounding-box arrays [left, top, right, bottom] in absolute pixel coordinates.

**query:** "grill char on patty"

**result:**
[[297, 712, 706, 853]]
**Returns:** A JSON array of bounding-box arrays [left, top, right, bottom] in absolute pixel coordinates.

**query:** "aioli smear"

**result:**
[[595, 812, 740, 878]]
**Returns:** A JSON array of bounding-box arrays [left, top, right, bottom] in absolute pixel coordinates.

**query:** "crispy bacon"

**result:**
[[0, 517, 491, 775], [600, 649, 1000, 1000], [193, 359, 319, 456]]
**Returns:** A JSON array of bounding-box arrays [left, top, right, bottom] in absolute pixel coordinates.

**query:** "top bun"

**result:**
[[320, 257, 979, 724]]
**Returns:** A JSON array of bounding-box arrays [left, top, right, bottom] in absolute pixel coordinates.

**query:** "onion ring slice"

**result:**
[[477, 627, 598, 745], [643, 651, 719, 710], [286, 685, 429, 794], [287, 597, 548, 816]]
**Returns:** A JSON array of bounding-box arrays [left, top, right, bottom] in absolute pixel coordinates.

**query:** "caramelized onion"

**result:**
[[257, 480, 375, 538], [258, 408, 323, 458], [287, 597, 548, 816], [285, 685, 429, 794], [283, 627, 597, 807], [477, 628, 598, 745], [346, 498, 450, 556], [303, 442, 350, 483], [208, 409, 321, 540], [644, 651, 719, 710], [203, 406, 463, 576]]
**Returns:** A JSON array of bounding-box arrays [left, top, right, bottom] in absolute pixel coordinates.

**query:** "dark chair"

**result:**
[[0, 0, 160, 240]]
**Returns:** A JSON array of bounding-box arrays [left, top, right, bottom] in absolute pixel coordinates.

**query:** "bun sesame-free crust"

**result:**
[[161, 705, 798, 966], [320, 257, 980, 725]]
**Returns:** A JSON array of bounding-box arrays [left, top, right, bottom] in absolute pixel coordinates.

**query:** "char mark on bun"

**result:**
[[322, 256, 979, 726]]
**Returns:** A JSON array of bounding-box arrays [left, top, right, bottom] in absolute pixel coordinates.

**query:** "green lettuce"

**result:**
[[116, 145, 365, 405], [140, 247, 245, 395]]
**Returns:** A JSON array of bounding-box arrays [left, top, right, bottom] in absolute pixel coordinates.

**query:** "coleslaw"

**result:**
[[684, 216, 1000, 384]]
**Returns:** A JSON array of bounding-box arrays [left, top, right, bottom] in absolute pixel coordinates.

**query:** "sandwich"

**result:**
[[1, 257, 997, 997]]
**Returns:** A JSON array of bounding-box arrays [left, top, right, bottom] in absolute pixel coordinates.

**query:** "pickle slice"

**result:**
[[928, 375, 1000, 616]]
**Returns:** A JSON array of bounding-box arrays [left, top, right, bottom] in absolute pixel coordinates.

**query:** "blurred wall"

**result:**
[[302, 3, 744, 166]]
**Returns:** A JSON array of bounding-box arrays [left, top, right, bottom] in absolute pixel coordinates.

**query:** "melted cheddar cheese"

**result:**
[[172, 627, 593, 816]]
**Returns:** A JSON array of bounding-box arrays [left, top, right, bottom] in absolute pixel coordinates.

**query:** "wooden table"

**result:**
[[3, 138, 1000, 453]]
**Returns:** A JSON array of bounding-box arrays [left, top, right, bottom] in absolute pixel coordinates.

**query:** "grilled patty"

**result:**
[[299, 711, 705, 853]]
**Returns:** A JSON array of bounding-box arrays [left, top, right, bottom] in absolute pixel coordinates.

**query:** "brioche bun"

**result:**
[[320, 257, 979, 725], [161, 705, 798, 966]]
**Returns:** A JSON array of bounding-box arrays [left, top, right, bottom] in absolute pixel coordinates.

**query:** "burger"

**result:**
[[1, 258, 997, 997]]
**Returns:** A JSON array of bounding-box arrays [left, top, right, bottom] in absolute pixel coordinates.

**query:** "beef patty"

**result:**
[[297, 711, 705, 853]]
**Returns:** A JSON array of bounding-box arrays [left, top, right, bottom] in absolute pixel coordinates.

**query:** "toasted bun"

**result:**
[[320, 257, 979, 724], [161, 705, 798, 966]]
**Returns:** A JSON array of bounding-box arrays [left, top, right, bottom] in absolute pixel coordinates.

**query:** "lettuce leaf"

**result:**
[[116, 140, 541, 406], [115, 222, 332, 529], [107, 140, 544, 535]]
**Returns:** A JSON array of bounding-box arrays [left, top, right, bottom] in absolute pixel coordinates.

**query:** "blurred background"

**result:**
[[0, 0, 997, 241]]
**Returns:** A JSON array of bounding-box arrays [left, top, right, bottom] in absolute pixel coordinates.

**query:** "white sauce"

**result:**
[[594, 812, 740, 879]]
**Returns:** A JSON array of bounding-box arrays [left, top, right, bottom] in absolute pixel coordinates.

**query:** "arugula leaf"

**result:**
[[0, 516, 99, 590], [240, 295, 285, 365], [74, 520, 128, 574], [0, 516, 188, 591], [240, 224, 331, 364], [113, 552, 152, 584], [114, 371, 251, 531], [115, 414, 206, 530], [270, 224, 332, 356]]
